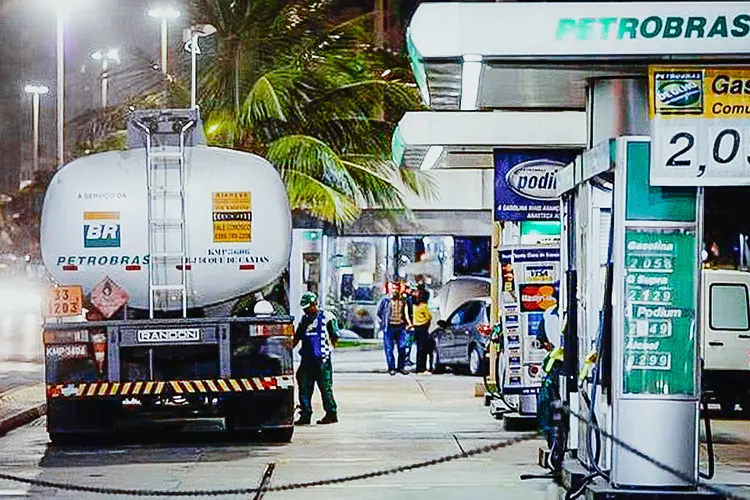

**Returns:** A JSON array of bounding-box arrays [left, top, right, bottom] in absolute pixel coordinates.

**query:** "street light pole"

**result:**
[[160, 18, 168, 75], [183, 24, 216, 109], [56, 11, 64, 167], [191, 31, 198, 107], [91, 49, 120, 108], [148, 6, 181, 75], [24, 85, 50, 184]]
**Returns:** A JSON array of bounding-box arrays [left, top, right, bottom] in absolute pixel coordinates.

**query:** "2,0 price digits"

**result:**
[[665, 128, 750, 177]]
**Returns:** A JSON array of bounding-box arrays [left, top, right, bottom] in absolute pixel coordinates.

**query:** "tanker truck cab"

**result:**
[[701, 269, 750, 413], [41, 109, 296, 444]]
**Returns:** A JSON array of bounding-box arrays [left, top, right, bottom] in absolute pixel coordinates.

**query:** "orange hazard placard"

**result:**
[[46, 286, 83, 318]]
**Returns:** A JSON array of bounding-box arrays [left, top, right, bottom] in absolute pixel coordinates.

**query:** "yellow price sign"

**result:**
[[46, 286, 84, 318], [649, 66, 750, 186]]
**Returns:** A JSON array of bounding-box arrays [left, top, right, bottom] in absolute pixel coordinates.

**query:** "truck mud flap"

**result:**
[[225, 390, 295, 431], [47, 399, 121, 435]]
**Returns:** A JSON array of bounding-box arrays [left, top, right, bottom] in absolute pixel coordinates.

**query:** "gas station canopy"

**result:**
[[392, 111, 586, 169], [407, 2, 750, 110]]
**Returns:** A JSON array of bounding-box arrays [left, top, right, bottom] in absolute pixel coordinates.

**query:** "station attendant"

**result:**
[[293, 292, 339, 425]]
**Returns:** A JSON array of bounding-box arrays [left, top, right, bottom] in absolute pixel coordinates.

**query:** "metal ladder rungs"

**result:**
[[151, 252, 185, 258], [150, 188, 183, 196], [151, 284, 186, 291], [150, 151, 184, 160], [150, 219, 184, 226]]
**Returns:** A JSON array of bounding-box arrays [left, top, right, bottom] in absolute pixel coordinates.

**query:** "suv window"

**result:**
[[710, 284, 750, 331], [449, 303, 470, 326], [450, 301, 482, 326]]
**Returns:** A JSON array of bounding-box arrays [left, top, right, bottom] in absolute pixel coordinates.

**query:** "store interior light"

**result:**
[[419, 145, 444, 171], [460, 54, 483, 111]]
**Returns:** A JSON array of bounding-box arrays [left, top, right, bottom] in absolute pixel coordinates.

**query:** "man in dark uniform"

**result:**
[[293, 292, 339, 425]]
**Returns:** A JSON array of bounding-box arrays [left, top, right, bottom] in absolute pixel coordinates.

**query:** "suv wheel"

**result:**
[[469, 345, 483, 376], [433, 347, 447, 374]]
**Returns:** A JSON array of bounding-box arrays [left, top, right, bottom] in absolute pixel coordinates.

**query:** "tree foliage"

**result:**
[[70, 0, 430, 226]]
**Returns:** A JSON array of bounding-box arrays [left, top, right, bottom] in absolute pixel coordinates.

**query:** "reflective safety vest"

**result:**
[[543, 346, 565, 373], [578, 349, 599, 381]]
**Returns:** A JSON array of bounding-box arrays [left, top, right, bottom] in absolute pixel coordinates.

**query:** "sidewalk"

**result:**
[[0, 383, 46, 437], [0, 361, 45, 437]]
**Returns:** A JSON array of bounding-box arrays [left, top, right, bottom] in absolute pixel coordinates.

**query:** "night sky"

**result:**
[[0, 0, 189, 193]]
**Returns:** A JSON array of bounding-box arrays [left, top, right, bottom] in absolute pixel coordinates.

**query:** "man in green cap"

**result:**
[[293, 291, 339, 425]]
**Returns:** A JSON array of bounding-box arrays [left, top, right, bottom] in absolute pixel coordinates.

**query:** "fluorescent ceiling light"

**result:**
[[420, 145, 444, 171], [460, 54, 483, 111]]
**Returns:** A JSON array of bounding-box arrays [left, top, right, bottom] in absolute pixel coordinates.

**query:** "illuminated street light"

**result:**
[[23, 84, 50, 186], [90, 49, 120, 108], [183, 24, 216, 108], [148, 5, 181, 75]]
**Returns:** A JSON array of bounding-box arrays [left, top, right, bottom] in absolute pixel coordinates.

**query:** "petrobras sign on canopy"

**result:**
[[408, 4, 750, 60], [494, 150, 579, 221]]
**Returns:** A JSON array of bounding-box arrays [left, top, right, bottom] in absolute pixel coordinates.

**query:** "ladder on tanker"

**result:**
[[132, 110, 197, 319]]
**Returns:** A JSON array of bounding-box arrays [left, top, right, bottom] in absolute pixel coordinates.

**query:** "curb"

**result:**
[[0, 402, 46, 437]]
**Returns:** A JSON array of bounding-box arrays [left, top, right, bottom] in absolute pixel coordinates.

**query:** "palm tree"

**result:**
[[72, 0, 430, 226]]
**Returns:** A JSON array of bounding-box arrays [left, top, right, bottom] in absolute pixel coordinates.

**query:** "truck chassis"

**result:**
[[43, 316, 295, 444]]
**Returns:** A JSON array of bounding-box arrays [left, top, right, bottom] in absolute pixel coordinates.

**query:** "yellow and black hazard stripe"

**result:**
[[47, 376, 294, 399]]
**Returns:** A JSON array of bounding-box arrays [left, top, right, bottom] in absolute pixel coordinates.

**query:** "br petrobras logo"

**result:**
[[653, 70, 704, 115], [83, 211, 121, 248]]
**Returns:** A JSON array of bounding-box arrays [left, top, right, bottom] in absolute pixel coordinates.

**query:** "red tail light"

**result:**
[[477, 323, 492, 336]]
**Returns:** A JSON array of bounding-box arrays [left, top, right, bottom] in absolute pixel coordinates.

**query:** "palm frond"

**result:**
[[283, 169, 360, 225]]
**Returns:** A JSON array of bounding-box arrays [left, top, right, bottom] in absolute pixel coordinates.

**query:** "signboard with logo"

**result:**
[[649, 66, 750, 186], [410, 4, 750, 60], [500, 246, 560, 394], [213, 192, 252, 243], [494, 150, 578, 221], [91, 277, 129, 318], [83, 211, 121, 248], [623, 228, 696, 396]]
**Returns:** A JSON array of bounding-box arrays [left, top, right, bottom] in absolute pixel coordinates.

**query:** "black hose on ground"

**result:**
[[700, 397, 715, 480]]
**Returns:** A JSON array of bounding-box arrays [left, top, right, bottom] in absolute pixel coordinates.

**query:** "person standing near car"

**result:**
[[293, 292, 339, 425], [412, 289, 433, 374], [377, 282, 412, 375]]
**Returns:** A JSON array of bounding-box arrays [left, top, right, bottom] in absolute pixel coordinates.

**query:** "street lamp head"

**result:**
[[148, 6, 180, 19], [53, 0, 83, 16], [24, 84, 50, 95], [106, 49, 120, 62], [91, 49, 120, 63]]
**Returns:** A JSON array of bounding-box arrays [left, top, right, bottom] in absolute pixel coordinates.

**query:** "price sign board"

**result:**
[[649, 66, 750, 186], [46, 286, 83, 318], [623, 228, 696, 396]]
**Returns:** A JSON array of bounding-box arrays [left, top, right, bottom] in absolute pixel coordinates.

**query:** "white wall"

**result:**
[[368, 168, 494, 211]]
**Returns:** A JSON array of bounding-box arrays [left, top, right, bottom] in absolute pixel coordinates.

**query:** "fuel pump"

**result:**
[[555, 137, 709, 498]]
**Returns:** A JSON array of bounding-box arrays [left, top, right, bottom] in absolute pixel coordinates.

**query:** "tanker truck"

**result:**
[[40, 109, 296, 443]]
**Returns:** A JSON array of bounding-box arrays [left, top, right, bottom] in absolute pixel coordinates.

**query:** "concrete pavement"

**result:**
[[0, 350, 746, 499], [0, 354, 553, 499]]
